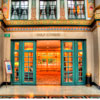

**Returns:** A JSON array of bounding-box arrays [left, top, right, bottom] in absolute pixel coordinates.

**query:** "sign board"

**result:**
[[4, 61, 12, 74]]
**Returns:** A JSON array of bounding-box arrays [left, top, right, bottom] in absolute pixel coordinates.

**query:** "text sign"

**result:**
[[5, 61, 12, 74]]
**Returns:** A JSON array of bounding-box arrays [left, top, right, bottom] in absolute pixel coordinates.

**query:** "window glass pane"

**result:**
[[15, 42, 19, 50], [68, 0, 85, 19], [64, 42, 73, 50], [78, 42, 82, 50], [24, 42, 33, 50], [40, 0, 57, 19], [11, 0, 28, 20]]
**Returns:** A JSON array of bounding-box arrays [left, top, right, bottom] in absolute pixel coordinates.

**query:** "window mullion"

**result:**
[[47, 1, 49, 19], [75, 0, 77, 19]]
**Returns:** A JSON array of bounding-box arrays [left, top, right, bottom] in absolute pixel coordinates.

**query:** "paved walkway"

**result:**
[[0, 85, 100, 96]]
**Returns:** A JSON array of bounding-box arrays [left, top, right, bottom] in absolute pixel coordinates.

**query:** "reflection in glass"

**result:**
[[78, 42, 82, 50], [14, 62, 19, 67], [24, 63, 28, 67], [24, 42, 33, 50], [69, 78, 73, 82], [64, 42, 73, 50], [69, 62, 73, 67], [64, 57, 68, 61], [64, 62, 68, 67], [79, 77, 82, 82], [64, 78, 68, 82], [64, 52, 68, 56], [24, 52, 28, 57], [64, 73, 68, 77], [40, 0, 57, 19], [79, 72, 82, 77], [79, 66, 82, 71], [15, 57, 19, 62], [14, 52, 19, 56], [78, 52, 83, 56], [15, 42, 19, 50], [69, 57, 73, 62], [24, 58, 28, 62], [69, 52, 73, 56], [68, 0, 85, 19], [69, 67, 73, 71], [78, 62, 82, 67]]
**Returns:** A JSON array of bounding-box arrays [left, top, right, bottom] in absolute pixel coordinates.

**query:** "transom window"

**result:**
[[40, 0, 57, 20], [11, 0, 29, 20], [68, 0, 85, 19]]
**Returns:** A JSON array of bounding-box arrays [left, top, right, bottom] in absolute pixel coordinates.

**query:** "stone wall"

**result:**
[[0, 28, 4, 85], [92, 27, 100, 86]]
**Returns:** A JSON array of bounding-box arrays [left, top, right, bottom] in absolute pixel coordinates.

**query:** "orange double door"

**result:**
[[36, 40, 61, 85]]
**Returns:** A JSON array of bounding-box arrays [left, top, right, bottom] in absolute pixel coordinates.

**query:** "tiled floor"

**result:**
[[0, 85, 100, 96]]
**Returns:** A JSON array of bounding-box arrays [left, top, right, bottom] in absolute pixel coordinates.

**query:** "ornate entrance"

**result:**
[[11, 40, 86, 85]]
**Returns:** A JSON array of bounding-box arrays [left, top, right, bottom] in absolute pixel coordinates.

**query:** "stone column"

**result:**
[[60, 0, 65, 20]]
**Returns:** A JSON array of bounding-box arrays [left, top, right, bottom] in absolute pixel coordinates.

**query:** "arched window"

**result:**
[[11, 0, 29, 20], [67, 0, 85, 19], [39, 0, 57, 19]]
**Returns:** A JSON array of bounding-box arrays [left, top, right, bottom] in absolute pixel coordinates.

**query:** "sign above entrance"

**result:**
[[36, 33, 61, 37], [4, 60, 12, 74]]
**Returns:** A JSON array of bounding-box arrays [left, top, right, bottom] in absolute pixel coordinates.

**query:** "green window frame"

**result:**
[[39, 0, 57, 19], [11, 0, 29, 20], [67, 0, 86, 19]]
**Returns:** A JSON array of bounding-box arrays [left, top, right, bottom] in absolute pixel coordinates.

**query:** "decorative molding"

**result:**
[[3, 20, 92, 26], [6, 26, 91, 32]]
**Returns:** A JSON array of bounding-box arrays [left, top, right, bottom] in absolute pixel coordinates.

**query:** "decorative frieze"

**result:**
[[6, 26, 91, 32]]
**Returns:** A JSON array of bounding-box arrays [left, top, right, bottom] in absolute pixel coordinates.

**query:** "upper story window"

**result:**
[[40, 0, 57, 20], [68, 0, 85, 19], [11, 0, 29, 20]]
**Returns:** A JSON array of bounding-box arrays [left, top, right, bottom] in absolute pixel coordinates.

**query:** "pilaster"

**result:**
[[60, 0, 65, 20]]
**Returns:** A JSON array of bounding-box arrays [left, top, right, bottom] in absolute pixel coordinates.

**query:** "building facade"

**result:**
[[0, 0, 100, 87]]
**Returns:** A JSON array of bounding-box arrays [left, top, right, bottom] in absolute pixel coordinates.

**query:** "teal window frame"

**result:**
[[39, 0, 57, 20], [11, 0, 29, 20], [67, 0, 86, 19]]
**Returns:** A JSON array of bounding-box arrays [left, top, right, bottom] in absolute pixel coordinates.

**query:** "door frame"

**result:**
[[61, 40, 87, 85], [11, 40, 36, 85], [11, 39, 86, 85]]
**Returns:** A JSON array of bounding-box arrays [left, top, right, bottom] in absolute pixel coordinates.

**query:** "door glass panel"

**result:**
[[64, 52, 68, 56], [14, 42, 19, 82], [24, 51, 34, 83], [63, 42, 74, 84], [78, 52, 83, 56], [78, 42, 82, 50], [64, 42, 73, 50], [78, 42, 84, 82], [24, 42, 33, 50], [14, 52, 19, 56], [15, 42, 19, 50]]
